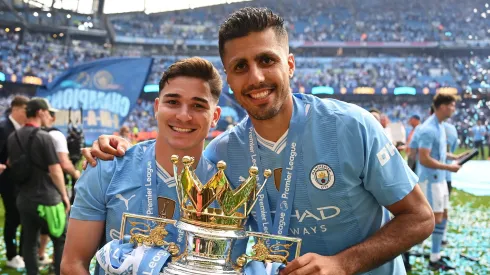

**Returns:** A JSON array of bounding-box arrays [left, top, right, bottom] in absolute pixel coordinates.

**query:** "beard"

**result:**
[[249, 105, 282, 120], [243, 84, 290, 121]]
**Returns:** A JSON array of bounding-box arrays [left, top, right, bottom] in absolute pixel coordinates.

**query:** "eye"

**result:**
[[165, 100, 178, 105], [261, 56, 275, 65], [234, 62, 247, 72], [193, 103, 205, 109]]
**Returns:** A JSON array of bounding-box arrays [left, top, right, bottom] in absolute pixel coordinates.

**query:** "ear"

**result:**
[[154, 97, 159, 119], [287, 53, 295, 79], [210, 106, 222, 128]]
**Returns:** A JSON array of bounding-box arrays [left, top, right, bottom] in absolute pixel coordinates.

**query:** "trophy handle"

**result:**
[[120, 213, 180, 256], [236, 231, 302, 267]]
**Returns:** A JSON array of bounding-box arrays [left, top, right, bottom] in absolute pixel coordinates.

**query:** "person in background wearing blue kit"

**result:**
[[415, 93, 470, 271], [442, 121, 458, 248], [472, 120, 487, 159], [61, 57, 223, 275], [84, 8, 435, 275]]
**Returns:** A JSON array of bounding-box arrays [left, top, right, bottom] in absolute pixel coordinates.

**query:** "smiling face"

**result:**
[[155, 76, 221, 151], [222, 28, 295, 121]]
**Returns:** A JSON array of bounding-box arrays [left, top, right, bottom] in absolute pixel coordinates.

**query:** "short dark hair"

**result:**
[[410, 115, 421, 121], [159, 57, 222, 101], [218, 7, 288, 60], [433, 93, 459, 109], [369, 108, 381, 115], [10, 95, 29, 108]]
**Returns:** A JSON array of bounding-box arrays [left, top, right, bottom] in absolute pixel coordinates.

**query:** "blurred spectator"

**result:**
[[119, 126, 133, 143], [472, 120, 488, 159], [406, 114, 421, 156], [0, 95, 29, 270]]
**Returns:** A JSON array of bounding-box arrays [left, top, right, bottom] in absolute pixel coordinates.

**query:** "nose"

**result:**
[[175, 106, 192, 122], [247, 63, 265, 88]]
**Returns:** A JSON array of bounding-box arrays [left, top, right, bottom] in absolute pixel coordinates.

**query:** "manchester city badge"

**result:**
[[310, 164, 335, 190]]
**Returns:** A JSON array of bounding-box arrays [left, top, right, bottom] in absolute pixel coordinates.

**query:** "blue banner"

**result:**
[[36, 57, 153, 144]]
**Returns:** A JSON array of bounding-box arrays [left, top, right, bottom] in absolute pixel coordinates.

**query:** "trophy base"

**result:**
[[162, 262, 242, 275]]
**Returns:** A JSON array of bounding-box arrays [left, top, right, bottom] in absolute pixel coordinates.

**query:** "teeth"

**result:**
[[250, 90, 270, 99], [172, 126, 193, 133]]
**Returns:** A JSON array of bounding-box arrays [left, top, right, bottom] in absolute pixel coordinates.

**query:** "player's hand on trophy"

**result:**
[[447, 163, 461, 173], [82, 135, 131, 169], [280, 253, 348, 275]]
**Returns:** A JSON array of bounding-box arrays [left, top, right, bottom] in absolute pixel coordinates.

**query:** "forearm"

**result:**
[[446, 153, 458, 160], [61, 161, 78, 178], [420, 156, 450, 170], [338, 212, 434, 275], [59, 153, 79, 179]]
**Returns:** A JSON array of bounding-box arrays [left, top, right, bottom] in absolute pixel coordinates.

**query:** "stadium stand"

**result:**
[[108, 0, 490, 42]]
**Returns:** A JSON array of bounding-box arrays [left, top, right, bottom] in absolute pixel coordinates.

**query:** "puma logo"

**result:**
[[115, 194, 135, 210]]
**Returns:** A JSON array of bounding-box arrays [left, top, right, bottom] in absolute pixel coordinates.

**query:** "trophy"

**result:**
[[119, 155, 302, 275]]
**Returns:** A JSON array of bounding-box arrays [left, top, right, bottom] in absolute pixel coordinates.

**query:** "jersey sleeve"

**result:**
[[354, 112, 418, 206], [417, 128, 434, 149], [48, 131, 69, 153], [70, 159, 115, 221]]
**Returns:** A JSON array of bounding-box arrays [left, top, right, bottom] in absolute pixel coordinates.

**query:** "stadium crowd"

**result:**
[[1, 28, 489, 143], [109, 0, 490, 42], [3, 29, 490, 92], [0, 30, 109, 81]]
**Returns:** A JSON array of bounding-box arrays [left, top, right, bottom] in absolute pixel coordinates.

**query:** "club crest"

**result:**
[[310, 164, 335, 190]]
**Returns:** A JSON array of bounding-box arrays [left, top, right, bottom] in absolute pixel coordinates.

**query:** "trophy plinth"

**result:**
[[119, 156, 301, 275]]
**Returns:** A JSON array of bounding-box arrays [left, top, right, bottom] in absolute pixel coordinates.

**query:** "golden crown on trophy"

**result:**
[[170, 155, 271, 230]]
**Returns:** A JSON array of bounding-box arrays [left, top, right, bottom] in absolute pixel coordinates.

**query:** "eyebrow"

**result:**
[[255, 51, 280, 62], [228, 51, 280, 68], [162, 93, 209, 105]]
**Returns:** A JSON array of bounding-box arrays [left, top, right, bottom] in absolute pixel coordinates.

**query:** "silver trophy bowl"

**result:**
[[162, 221, 247, 275]]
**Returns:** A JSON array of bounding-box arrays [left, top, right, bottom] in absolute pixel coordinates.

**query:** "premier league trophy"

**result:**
[[119, 156, 302, 275]]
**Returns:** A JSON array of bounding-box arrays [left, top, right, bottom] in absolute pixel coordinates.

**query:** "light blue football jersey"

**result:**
[[472, 125, 487, 141], [409, 126, 422, 175], [409, 127, 420, 150], [205, 94, 417, 275], [444, 122, 458, 182], [416, 115, 447, 184], [71, 140, 217, 275]]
